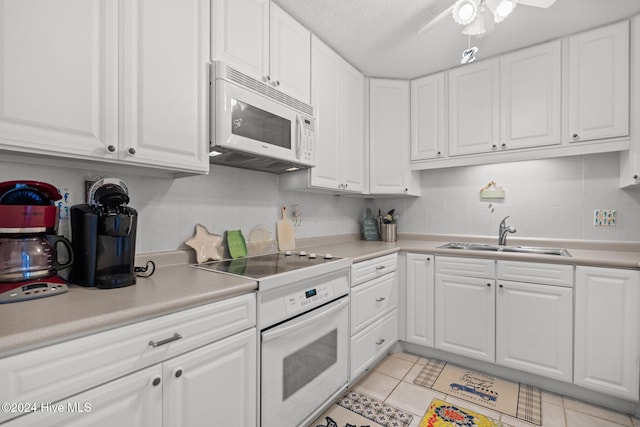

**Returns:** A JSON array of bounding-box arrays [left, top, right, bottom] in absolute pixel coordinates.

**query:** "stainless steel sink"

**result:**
[[438, 242, 571, 257]]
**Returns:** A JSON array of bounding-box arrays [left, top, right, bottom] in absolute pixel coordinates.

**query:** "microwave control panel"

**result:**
[[299, 118, 314, 163]]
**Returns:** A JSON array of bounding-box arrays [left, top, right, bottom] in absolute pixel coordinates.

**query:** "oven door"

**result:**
[[261, 296, 349, 427]]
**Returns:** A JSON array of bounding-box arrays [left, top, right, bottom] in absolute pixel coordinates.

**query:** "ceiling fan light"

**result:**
[[452, 0, 478, 26], [462, 8, 495, 36], [488, 0, 518, 23]]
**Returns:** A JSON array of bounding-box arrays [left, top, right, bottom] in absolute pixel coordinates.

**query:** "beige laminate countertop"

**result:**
[[2, 233, 639, 357]]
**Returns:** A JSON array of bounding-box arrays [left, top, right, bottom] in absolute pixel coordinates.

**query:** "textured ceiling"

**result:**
[[274, 0, 640, 79]]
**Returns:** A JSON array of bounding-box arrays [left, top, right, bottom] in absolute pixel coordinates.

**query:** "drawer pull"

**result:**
[[375, 266, 386, 271], [152, 376, 161, 387], [375, 339, 386, 346], [375, 297, 386, 303], [149, 332, 182, 348]]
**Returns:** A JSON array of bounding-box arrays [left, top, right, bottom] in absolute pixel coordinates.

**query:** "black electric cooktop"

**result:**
[[195, 251, 341, 279]]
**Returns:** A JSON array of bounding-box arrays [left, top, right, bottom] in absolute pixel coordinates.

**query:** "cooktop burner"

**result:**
[[195, 251, 341, 279]]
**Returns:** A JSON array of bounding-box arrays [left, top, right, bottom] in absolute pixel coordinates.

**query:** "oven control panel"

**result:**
[[284, 284, 334, 315]]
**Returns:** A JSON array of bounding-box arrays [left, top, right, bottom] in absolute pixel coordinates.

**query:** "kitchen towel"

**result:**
[[413, 358, 542, 425]]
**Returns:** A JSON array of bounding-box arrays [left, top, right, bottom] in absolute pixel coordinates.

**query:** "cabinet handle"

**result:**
[[375, 339, 386, 346], [107, 145, 116, 153], [174, 368, 183, 378], [634, 175, 639, 180], [344, 183, 348, 188], [152, 377, 161, 387], [375, 265, 386, 271], [486, 283, 491, 287], [128, 147, 136, 155], [149, 332, 182, 348], [499, 284, 503, 288], [375, 297, 386, 303]]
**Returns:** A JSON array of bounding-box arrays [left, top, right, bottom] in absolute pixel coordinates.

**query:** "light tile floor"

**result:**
[[350, 351, 640, 427]]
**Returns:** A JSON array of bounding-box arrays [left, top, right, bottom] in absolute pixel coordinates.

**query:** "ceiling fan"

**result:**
[[417, 0, 557, 37]]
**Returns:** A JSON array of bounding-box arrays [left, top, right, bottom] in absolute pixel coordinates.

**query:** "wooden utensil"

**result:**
[[277, 206, 295, 250]]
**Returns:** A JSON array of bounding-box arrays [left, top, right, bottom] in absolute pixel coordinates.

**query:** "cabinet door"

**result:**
[[448, 58, 499, 156], [411, 73, 446, 160], [435, 274, 495, 362], [164, 328, 257, 427], [211, 0, 269, 81], [574, 267, 640, 400], [341, 62, 366, 192], [5, 366, 163, 427], [500, 40, 561, 150], [369, 79, 417, 194], [0, 0, 118, 159], [121, 0, 209, 173], [406, 254, 435, 347], [568, 21, 629, 143], [310, 36, 342, 190], [496, 280, 572, 382], [269, 3, 311, 103]]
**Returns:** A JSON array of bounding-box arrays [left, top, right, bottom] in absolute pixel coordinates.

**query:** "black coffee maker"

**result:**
[[70, 178, 137, 288]]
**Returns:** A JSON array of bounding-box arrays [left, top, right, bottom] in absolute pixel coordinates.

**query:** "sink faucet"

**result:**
[[498, 216, 517, 246]]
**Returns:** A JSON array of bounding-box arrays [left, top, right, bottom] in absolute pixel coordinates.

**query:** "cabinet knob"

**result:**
[[427, 257, 431, 261], [263, 75, 270, 83], [152, 377, 161, 387], [275, 80, 280, 87], [437, 151, 442, 156], [572, 133, 579, 140], [175, 369, 183, 378], [344, 183, 348, 188], [499, 284, 503, 288], [107, 145, 116, 153], [492, 144, 497, 150], [634, 175, 639, 180], [486, 283, 491, 287], [501, 143, 507, 149], [404, 188, 408, 193], [128, 147, 136, 155]]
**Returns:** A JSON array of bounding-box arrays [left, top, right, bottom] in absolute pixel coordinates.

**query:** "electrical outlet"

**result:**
[[594, 210, 617, 227]]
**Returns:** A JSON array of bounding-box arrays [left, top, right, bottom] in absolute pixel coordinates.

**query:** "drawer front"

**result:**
[[350, 310, 398, 380], [351, 272, 398, 334], [497, 261, 573, 287], [351, 254, 398, 286], [0, 293, 256, 423], [435, 256, 495, 279]]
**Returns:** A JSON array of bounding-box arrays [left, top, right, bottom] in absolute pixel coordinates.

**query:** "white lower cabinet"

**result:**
[[496, 280, 573, 382], [405, 253, 435, 347], [574, 266, 640, 401], [434, 272, 496, 362], [350, 254, 399, 379], [0, 294, 257, 426]]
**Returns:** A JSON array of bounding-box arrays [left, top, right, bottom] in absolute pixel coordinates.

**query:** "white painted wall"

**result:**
[[374, 152, 640, 242]]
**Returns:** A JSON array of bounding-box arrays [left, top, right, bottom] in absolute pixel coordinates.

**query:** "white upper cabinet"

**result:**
[[500, 40, 562, 150], [211, 0, 269, 82], [269, 3, 311, 103], [448, 58, 500, 156], [568, 21, 629, 143], [279, 36, 364, 193], [369, 79, 420, 195], [620, 14, 640, 188], [0, 0, 209, 174], [411, 73, 447, 160], [0, 0, 118, 159], [120, 0, 210, 172], [212, 0, 311, 104]]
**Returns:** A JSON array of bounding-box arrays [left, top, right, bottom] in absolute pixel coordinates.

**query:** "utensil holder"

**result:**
[[381, 224, 397, 242]]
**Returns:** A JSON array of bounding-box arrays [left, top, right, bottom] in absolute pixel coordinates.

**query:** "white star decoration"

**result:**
[[185, 224, 223, 263]]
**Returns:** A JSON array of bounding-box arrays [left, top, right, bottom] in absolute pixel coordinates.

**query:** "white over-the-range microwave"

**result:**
[[209, 61, 316, 174]]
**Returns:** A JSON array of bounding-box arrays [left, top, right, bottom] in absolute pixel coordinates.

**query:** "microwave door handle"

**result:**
[[295, 114, 302, 160], [262, 297, 348, 343]]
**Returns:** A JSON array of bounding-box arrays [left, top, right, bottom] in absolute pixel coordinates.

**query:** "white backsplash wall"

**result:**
[[0, 159, 366, 253], [377, 152, 640, 242]]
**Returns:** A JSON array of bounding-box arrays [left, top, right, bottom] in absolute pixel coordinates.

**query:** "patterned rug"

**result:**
[[420, 399, 514, 427], [413, 358, 542, 425], [311, 390, 413, 427]]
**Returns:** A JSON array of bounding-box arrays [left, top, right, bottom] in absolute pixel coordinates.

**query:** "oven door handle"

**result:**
[[262, 297, 348, 343]]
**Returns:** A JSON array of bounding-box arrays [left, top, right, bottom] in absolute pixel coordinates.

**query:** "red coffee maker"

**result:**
[[0, 181, 72, 303]]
